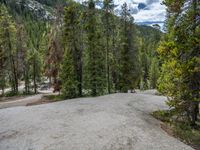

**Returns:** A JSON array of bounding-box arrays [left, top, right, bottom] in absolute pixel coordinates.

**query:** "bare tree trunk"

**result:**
[[11, 56, 18, 93], [33, 57, 37, 94], [1, 87, 4, 96], [190, 101, 199, 126]]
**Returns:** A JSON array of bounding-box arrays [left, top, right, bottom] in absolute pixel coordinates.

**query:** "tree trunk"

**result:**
[[33, 57, 37, 94], [7, 30, 18, 94], [11, 56, 18, 93], [49, 76, 52, 88], [105, 10, 111, 94], [1, 87, 4, 96], [190, 101, 199, 126], [78, 63, 82, 97]]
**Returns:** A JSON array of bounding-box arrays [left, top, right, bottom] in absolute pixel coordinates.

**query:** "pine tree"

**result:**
[[84, 0, 106, 96], [158, 0, 200, 126], [102, 0, 114, 94], [118, 3, 137, 92], [28, 48, 42, 94], [149, 57, 160, 89], [0, 4, 18, 94], [60, 1, 82, 98]]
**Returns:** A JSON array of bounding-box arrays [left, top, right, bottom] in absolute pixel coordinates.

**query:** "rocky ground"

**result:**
[[0, 91, 194, 150]]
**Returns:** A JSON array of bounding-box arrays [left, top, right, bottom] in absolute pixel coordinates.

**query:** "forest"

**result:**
[[0, 0, 199, 149], [0, 0, 162, 96]]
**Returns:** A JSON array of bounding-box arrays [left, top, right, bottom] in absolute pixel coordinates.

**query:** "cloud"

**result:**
[[131, 0, 166, 22], [75, 0, 166, 24], [146, 0, 159, 5], [112, 0, 166, 22]]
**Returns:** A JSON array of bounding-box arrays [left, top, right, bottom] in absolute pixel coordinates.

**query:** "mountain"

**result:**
[[1, 0, 164, 30], [0, 0, 69, 21], [0, 0, 163, 36]]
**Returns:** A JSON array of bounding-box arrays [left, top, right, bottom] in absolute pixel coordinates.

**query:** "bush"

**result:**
[[152, 110, 173, 122], [173, 122, 200, 147], [1, 91, 35, 97], [153, 110, 200, 149]]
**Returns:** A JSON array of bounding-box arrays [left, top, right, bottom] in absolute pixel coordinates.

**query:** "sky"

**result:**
[[113, 0, 166, 23], [76, 0, 166, 27]]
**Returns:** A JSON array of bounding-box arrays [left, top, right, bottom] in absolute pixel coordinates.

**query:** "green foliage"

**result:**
[[0, 0, 163, 98], [102, 0, 115, 94], [173, 123, 200, 147], [60, 49, 78, 98], [43, 95, 64, 101], [28, 49, 42, 93], [152, 110, 173, 122], [137, 26, 162, 90], [158, 0, 200, 125], [149, 58, 160, 89], [83, 0, 106, 96], [153, 110, 200, 148], [0, 4, 18, 93], [60, 1, 81, 98], [1, 90, 35, 97], [118, 3, 139, 92]]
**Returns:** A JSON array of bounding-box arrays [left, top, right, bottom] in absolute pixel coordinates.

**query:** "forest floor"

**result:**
[[0, 91, 194, 150]]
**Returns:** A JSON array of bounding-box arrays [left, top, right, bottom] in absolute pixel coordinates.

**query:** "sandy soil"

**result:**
[[0, 91, 194, 150]]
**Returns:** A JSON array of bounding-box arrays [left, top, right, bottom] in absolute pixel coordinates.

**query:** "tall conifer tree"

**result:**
[[0, 4, 18, 93], [158, 0, 200, 125], [118, 3, 137, 92], [102, 0, 114, 94], [84, 0, 106, 96], [61, 1, 82, 98]]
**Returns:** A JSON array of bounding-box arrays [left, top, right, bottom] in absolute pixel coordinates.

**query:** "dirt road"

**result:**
[[0, 91, 194, 150]]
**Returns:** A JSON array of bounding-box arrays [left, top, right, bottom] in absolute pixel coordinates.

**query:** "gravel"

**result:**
[[0, 91, 194, 150]]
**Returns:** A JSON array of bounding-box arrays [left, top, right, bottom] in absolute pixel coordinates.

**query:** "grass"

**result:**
[[152, 110, 200, 149], [173, 122, 200, 148], [0, 91, 35, 99], [43, 95, 64, 102], [152, 110, 172, 122]]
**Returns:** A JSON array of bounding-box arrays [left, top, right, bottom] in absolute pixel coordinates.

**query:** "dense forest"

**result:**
[[0, 0, 162, 96], [0, 0, 199, 128], [0, 1, 200, 149]]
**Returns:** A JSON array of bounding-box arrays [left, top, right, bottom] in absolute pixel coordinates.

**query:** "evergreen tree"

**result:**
[[0, 0, 163, 98], [102, 0, 114, 94], [0, 4, 18, 93], [28, 48, 42, 94], [60, 1, 82, 98], [149, 57, 160, 89], [84, 0, 106, 96], [158, 0, 200, 126], [118, 3, 137, 92]]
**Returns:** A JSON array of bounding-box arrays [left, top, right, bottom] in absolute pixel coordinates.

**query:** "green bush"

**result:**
[[152, 110, 173, 122]]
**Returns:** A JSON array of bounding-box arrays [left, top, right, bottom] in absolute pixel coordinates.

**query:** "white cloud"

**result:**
[[75, 0, 166, 23], [133, 1, 166, 22]]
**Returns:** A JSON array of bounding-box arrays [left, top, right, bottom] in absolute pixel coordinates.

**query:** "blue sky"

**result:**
[[113, 0, 166, 23], [76, 0, 166, 25]]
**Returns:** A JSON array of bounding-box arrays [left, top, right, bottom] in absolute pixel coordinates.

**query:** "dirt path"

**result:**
[[0, 94, 43, 109], [0, 89, 55, 109], [0, 91, 194, 150]]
